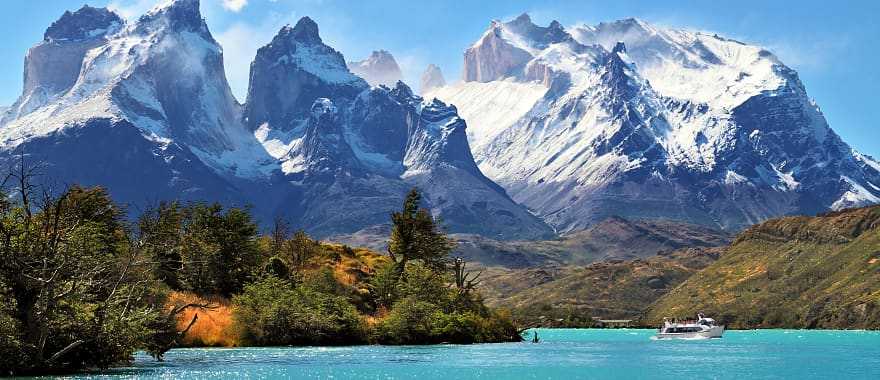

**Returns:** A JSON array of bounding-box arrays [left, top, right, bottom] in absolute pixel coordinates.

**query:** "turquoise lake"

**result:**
[[59, 329, 880, 379]]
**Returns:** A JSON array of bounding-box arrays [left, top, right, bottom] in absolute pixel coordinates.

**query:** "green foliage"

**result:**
[[387, 188, 454, 275], [233, 276, 366, 346], [395, 264, 454, 308], [373, 294, 520, 345], [369, 190, 521, 344], [0, 180, 521, 375], [648, 205, 880, 329], [138, 202, 185, 288], [371, 261, 400, 308], [140, 202, 263, 297], [0, 179, 171, 375], [373, 296, 441, 344]]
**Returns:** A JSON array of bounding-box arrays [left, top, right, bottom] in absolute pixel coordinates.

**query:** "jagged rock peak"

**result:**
[[502, 12, 571, 47], [281, 16, 322, 45], [389, 80, 414, 99], [366, 50, 394, 62], [137, 0, 207, 34], [347, 49, 403, 87], [612, 41, 627, 54], [260, 19, 357, 83], [508, 13, 533, 26], [44, 5, 122, 42], [420, 64, 446, 92]]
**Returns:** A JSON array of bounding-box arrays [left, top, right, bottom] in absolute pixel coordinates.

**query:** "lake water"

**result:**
[[59, 329, 880, 379]]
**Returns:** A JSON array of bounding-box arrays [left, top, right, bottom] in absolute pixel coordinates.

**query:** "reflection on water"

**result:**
[[43, 329, 880, 379]]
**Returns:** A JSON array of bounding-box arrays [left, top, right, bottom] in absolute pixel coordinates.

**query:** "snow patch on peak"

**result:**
[[311, 98, 337, 117], [832, 176, 880, 210], [571, 20, 785, 109], [264, 23, 362, 85], [425, 79, 548, 151]]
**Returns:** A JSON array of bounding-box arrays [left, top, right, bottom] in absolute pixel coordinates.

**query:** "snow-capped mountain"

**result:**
[[1, 6, 122, 125], [427, 14, 880, 232], [243, 17, 551, 238], [420, 64, 446, 93], [346, 50, 404, 87], [0, 1, 552, 240]]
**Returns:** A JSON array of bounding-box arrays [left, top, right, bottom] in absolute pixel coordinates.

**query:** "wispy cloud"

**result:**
[[221, 0, 248, 13], [107, 0, 156, 20], [395, 51, 428, 92]]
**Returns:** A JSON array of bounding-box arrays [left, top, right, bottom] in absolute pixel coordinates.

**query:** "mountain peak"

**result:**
[[369, 50, 393, 60], [616, 17, 651, 30], [512, 13, 532, 25], [138, 0, 205, 34], [289, 16, 322, 45], [44, 5, 122, 42], [347, 49, 403, 87], [391, 80, 414, 99], [612, 41, 627, 54], [420, 64, 446, 93], [501, 13, 571, 49]]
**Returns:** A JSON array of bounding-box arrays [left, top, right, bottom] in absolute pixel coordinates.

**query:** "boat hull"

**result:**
[[655, 326, 724, 340]]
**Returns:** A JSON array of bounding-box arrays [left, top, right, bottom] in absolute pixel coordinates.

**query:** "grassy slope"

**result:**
[[479, 248, 721, 326], [647, 206, 880, 329]]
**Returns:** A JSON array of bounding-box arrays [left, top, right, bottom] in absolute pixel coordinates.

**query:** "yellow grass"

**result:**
[[168, 291, 239, 347]]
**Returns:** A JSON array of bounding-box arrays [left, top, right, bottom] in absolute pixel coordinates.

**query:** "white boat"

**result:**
[[655, 313, 724, 339]]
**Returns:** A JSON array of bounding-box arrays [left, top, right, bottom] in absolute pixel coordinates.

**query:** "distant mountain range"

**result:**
[[1, 1, 877, 240], [427, 14, 880, 232]]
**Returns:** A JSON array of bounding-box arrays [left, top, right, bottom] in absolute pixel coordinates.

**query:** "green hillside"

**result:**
[[479, 248, 721, 326], [647, 206, 880, 329]]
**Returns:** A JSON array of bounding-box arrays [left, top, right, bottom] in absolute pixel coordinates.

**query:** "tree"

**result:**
[[138, 201, 185, 289], [0, 163, 169, 374], [146, 203, 262, 297], [387, 188, 453, 277]]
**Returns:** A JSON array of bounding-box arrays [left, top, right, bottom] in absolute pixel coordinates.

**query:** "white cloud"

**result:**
[[107, 0, 156, 20], [222, 0, 248, 12]]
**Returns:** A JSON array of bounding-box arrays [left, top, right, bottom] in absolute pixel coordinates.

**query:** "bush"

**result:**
[[233, 276, 366, 346], [373, 297, 521, 345], [373, 296, 441, 344]]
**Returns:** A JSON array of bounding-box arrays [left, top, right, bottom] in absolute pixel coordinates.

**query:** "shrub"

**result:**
[[373, 296, 441, 345], [233, 276, 366, 346]]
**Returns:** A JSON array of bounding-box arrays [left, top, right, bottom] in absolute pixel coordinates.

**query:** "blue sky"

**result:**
[[1, 0, 877, 156]]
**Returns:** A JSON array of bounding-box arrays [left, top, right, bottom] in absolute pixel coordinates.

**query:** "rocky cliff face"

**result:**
[[245, 21, 552, 238], [1, 6, 122, 124], [419, 64, 446, 93], [346, 50, 403, 87], [429, 14, 880, 233], [0, 1, 552, 240]]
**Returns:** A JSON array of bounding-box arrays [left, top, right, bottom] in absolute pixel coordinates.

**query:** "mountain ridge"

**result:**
[[427, 13, 880, 233], [0, 0, 552, 240]]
